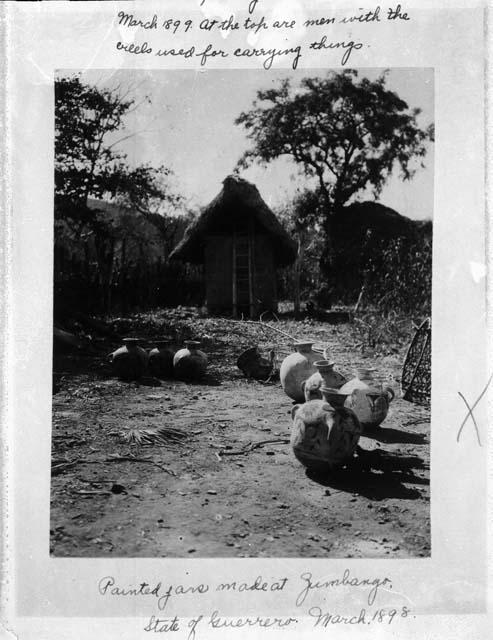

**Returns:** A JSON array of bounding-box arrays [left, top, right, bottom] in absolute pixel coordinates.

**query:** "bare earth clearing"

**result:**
[[51, 309, 430, 558]]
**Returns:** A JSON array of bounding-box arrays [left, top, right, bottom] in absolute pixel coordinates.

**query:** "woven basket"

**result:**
[[401, 318, 431, 405]]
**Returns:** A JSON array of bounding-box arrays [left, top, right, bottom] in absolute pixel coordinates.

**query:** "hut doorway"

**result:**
[[233, 233, 253, 318]]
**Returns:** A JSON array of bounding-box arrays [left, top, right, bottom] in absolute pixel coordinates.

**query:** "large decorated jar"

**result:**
[[339, 368, 395, 430], [280, 341, 319, 402], [290, 399, 362, 472]]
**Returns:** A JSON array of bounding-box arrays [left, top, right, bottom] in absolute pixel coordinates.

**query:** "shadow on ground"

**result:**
[[306, 447, 428, 501], [363, 426, 428, 445]]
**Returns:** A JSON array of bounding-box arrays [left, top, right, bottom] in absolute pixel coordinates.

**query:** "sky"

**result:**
[[75, 67, 434, 220]]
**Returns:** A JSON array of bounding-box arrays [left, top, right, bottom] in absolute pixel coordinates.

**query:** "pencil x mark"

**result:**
[[456, 372, 493, 446]]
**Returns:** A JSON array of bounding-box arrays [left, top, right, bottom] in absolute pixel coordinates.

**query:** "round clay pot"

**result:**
[[173, 340, 207, 381], [290, 400, 362, 472], [111, 338, 149, 381], [280, 341, 319, 402], [340, 368, 395, 429], [303, 360, 347, 402], [149, 340, 175, 379], [339, 367, 377, 394]]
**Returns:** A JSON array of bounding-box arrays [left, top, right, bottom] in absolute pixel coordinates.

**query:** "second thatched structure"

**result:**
[[170, 175, 297, 318]]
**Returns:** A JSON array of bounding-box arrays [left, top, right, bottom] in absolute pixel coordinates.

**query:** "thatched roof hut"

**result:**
[[170, 175, 297, 266], [339, 201, 415, 237], [170, 175, 297, 317]]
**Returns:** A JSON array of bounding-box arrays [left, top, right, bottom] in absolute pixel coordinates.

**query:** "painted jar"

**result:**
[[280, 341, 319, 402], [110, 338, 149, 381], [340, 368, 395, 430], [290, 399, 363, 472], [303, 360, 347, 402], [339, 367, 377, 395], [173, 340, 208, 381], [321, 386, 350, 408], [148, 340, 175, 379]]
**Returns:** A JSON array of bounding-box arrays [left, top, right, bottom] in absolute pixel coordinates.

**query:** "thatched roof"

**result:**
[[169, 175, 297, 266], [339, 201, 414, 237]]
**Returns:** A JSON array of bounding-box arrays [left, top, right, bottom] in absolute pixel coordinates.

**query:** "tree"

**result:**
[[276, 189, 324, 315], [55, 75, 180, 219], [236, 70, 433, 277], [54, 75, 180, 312]]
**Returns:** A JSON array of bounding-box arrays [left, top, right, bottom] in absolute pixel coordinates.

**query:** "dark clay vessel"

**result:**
[[111, 338, 149, 381], [148, 340, 175, 379], [173, 340, 207, 381]]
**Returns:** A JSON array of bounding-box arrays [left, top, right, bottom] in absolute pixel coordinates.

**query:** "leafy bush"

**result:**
[[361, 233, 432, 315]]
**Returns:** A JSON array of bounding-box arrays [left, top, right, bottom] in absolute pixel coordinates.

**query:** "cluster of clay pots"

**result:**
[[280, 341, 395, 472], [109, 338, 208, 383]]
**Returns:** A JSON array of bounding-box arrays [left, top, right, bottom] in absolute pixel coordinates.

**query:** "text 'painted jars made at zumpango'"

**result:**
[[148, 340, 175, 379], [290, 400, 363, 472], [303, 359, 347, 402], [111, 338, 149, 382], [173, 340, 208, 381], [339, 368, 395, 430], [280, 341, 319, 403]]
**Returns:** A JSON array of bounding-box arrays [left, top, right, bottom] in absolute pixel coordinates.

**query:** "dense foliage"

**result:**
[[237, 70, 433, 211], [236, 70, 434, 283], [54, 75, 186, 314], [361, 227, 432, 315], [55, 76, 178, 217], [275, 189, 324, 313], [277, 216, 432, 316]]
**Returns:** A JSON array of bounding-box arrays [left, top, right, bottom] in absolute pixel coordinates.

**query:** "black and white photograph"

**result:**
[[51, 67, 433, 558], [4, 0, 490, 637]]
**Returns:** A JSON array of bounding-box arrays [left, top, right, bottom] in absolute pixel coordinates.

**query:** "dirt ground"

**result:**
[[50, 309, 430, 558]]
